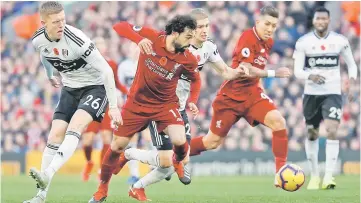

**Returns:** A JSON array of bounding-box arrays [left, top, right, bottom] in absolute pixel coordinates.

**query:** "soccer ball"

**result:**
[[276, 164, 305, 192]]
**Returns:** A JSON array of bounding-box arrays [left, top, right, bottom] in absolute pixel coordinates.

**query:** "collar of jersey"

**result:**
[[313, 29, 330, 39], [44, 30, 60, 42]]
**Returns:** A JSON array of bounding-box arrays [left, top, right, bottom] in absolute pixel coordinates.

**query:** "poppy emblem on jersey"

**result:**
[[62, 49, 68, 57], [321, 45, 326, 50], [241, 47, 250, 57], [196, 55, 201, 62], [53, 48, 59, 55], [159, 57, 167, 66]]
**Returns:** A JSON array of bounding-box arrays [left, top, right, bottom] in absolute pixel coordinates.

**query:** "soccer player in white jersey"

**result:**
[[293, 7, 358, 190], [113, 8, 247, 201], [23, 2, 121, 203]]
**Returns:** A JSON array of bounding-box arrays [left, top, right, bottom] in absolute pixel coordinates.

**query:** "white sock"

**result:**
[[324, 139, 339, 180], [125, 148, 160, 167], [127, 142, 140, 177], [305, 138, 319, 177], [37, 143, 60, 198], [133, 167, 174, 188], [45, 131, 81, 179]]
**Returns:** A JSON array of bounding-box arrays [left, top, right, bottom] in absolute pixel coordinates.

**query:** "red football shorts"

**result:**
[[113, 99, 184, 137], [84, 108, 112, 133], [210, 87, 277, 137]]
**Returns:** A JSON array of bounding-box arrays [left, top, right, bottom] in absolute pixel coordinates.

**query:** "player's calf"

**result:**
[[264, 110, 288, 173]]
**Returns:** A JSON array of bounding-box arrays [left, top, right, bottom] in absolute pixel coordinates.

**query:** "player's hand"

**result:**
[[49, 76, 61, 88], [138, 38, 153, 55], [275, 67, 291, 78], [188, 102, 199, 118], [308, 74, 326, 85], [108, 107, 123, 130], [346, 78, 356, 102]]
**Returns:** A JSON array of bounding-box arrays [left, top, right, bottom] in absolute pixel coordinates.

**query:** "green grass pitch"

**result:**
[[2, 175, 360, 203]]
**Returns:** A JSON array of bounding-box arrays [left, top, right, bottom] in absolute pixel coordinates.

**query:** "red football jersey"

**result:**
[[219, 26, 274, 101], [105, 58, 128, 95], [113, 22, 199, 108]]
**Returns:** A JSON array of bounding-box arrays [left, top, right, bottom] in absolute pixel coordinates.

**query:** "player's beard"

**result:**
[[173, 39, 188, 54], [174, 43, 187, 53]]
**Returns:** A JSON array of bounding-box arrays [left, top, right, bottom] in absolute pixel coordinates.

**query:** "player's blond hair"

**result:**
[[190, 8, 209, 20], [39, 1, 64, 18]]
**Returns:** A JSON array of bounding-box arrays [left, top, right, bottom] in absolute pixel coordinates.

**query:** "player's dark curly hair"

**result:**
[[165, 15, 196, 35]]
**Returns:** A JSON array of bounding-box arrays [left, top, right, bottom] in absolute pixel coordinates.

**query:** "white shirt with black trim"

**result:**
[[32, 24, 104, 88], [177, 39, 222, 111], [293, 30, 358, 95]]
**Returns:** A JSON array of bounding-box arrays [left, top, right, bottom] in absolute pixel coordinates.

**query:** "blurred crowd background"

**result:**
[[1, 1, 360, 154]]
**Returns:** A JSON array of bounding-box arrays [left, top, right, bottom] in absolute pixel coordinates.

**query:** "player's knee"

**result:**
[[325, 125, 338, 139], [307, 126, 319, 141], [100, 131, 112, 144], [82, 133, 94, 146], [268, 116, 286, 131], [203, 135, 222, 150], [159, 153, 173, 168], [170, 134, 186, 146]]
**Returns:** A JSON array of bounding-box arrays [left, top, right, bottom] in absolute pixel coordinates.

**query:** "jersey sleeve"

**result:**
[[232, 32, 255, 64], [113, 21, 159, 43], [340, 37, 358, 80], [207, 42, 222, 63], [182, 54, 201, 103], [293, 39, 310, 80]]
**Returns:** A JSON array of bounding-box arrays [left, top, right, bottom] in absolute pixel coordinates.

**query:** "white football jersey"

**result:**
[[177, 39, 222, 111], [32, 25, 104, 88], [293, 30, 357, 95]]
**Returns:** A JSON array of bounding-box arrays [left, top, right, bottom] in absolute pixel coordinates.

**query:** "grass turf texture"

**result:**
[[2, 175, 359, 203]]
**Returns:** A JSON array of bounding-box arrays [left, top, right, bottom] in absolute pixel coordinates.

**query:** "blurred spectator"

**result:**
[[1, 1, 359, 153]]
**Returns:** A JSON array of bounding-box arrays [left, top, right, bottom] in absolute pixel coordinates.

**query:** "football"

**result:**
[[276, 164, 305, 192]]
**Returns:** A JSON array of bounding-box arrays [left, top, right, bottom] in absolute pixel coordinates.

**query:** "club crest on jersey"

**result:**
[[241, 47, 250, 57], [159, 57, 167, 66], [133, 25, 142, 32], [62, 49, 68, 57], [53, 48, 59, 55]]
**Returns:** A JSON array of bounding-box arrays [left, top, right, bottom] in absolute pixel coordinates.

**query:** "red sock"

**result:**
[[173, 142, 189, 161], [83, 146, 93, 162], [272, 129, 288, 173], [98, 149, 120, 192], [190, 136, 206, 156], [100, 144, 110, 164]]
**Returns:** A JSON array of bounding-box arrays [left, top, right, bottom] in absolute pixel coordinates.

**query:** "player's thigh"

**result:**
[[210, 95, 240, 138], [158, 150, 173, 168], [322, 95, 342, 136], [155, 103, 185, 145], [149, 121, 173, 151], [78, 85, 108, 123], [82, 131, 97, 146], [48, 119, 69, 144], [53, 87, 79, 124], [114, 108, 149, 139], [303, 94, 323, 129], [245, 91, 285, 130], [322, 95, 342, 123], [67, 109, 94, 134], [140, 128, 152, 142]]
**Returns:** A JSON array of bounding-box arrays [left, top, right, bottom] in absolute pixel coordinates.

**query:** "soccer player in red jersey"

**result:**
[[189, 5, 291, 186], [82, 37, 128, 182], [89, 15, 201, 203]]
